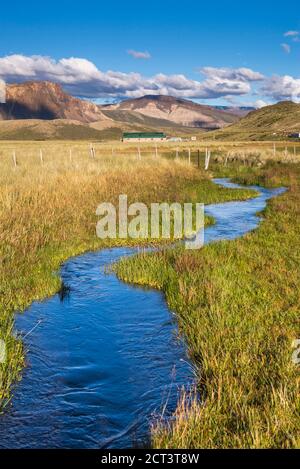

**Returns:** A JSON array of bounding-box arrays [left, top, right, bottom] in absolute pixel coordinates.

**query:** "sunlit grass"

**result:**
[[0, 141, 254, 411], [115, 162, 300, 448]]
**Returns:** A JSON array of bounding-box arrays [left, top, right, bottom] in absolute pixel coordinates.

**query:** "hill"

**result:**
[[205, 101, 300, 140], [104, 95, 241, 129], [0, 119, 116, 140], [0, 117, 204, 141], [0, 81, 107, 123]]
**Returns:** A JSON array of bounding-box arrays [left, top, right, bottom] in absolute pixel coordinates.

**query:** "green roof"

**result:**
[[123, 132, 166, 138]]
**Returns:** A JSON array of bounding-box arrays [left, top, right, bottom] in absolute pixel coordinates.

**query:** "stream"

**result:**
[[0, 179, 285, 448]]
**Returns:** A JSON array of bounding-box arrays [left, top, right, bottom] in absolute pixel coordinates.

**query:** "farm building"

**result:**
[[122, 132, 166, 142], [288, 132, 300, 139]]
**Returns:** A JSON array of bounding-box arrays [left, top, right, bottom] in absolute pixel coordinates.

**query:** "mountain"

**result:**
[[0, 81, 108, 123], [104, 95, 241, 129], [213, 105, 255, 117], [204, 101, 300, 140], [0, 81, 250, 140]]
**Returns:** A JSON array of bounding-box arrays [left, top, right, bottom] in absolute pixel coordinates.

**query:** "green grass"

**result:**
[[205, 101, 300, 141], [115, 162, 300, 448], [0, 149, 254, 411]]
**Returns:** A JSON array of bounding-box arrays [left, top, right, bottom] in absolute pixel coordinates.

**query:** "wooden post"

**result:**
[[69, 148, 72, 162], [137, 147, 141, 160], [155, 144, 158, 158], [197, 149, 200, 168], [12, 150, 17, 168], [89, 144, 95, 159], [175, 147, 179, 159], [224, 151, 229, 166], [285, 146, 288, 158], [112, 147, 114, 156], [273, 142, 276, 158], [294, 146, 296, 157], [205, 150, 211, 170], [188, 148, 191, 165], [39, 149, 43, 165]]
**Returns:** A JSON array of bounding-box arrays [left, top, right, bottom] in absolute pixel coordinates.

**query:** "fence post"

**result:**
[[155, 144, 158, 158], [205, 150, 211, 170], [188, 148, 191, 165], [39, 149, 43, 165], [175, 147, 179, 159], [224, 151, 229, 166], [89, 144, 95, 159], [197, 149, 200, 168], [273, 142, 276, 158], [69, 148, 72, 162], [12, 150, 17, 168]]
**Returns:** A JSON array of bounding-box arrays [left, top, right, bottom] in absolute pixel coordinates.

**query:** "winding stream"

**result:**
[[0, 179, 285, 448]]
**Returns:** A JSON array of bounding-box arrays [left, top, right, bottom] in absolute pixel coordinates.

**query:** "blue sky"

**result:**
[[1, 0, 300, 105]]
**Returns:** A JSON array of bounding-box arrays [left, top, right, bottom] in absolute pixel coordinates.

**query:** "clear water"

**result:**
[[0, 179, 285, 448]]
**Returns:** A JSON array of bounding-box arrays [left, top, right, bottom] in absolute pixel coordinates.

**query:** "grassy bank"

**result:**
[[0, 142, 255, 410], [115, 162, 300, 448]]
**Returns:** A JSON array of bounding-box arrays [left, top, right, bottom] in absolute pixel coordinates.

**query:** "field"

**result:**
[[0, 140, 299, 448], [0, 140, 255, 408], [116, 160, 300, 448]]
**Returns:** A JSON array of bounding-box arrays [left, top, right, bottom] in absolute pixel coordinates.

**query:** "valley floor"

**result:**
[[116, 163, 300, 448], [0, 141, 299, 448]]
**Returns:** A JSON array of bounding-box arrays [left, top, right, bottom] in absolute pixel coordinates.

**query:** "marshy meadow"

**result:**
[[0, 140, 299, 448]]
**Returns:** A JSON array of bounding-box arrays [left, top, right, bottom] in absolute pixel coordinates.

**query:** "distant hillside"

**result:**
[[206, 101, 300, 140], [0, 81, 108, 123], [213, 105, 255, 117], [101, 108, 186, 128], [0, 119, 119, 140], [0, 117, 204, 141], [104, 95, 241, 129]]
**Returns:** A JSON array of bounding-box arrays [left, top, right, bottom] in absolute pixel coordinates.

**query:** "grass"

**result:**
[[0, 141, 255, 411], [115, 161, 300, 448], [203, 101, 300, 141]]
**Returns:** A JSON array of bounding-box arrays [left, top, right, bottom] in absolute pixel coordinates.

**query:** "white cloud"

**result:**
[[281, 43, 291, 54], [261, 75, 300, 101], [284, 30, 299, 37], [127, 50, 151, 59], [200, 67, 264, 82], [254, 99, 269, 108], [0, 78, 5, 103], [0, 54, 265, 101]]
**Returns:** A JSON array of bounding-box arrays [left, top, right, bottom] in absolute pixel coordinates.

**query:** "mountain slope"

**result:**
[[104, 95, 241, 129], [0, 119, 119, 140], [206, 101, 300, 140], [0, 81, 109, 123]]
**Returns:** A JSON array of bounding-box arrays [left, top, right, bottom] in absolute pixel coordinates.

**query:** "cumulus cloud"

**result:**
[[254, 99, 269, 108], [284, 30, 299, 37], [200, 67, 264, 82], [281, 43, 291, 54], [261, 75, 300, 101], [127, 50, 151, 59], [0, 54, 265, 101], [0, 78, 5, 103]]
